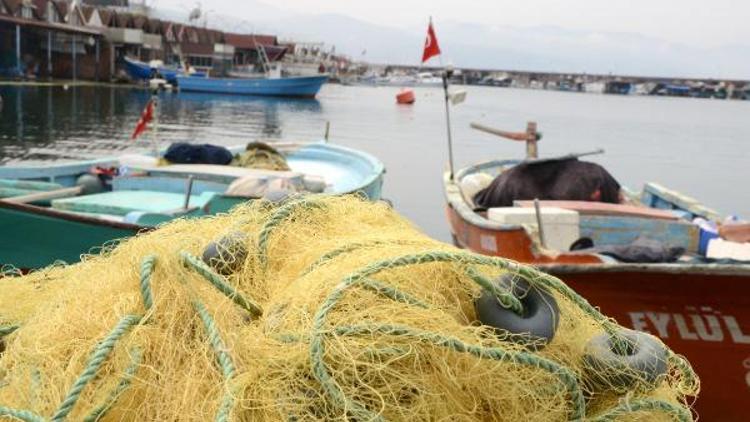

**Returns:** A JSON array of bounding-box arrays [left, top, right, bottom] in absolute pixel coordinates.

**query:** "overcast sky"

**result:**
[[158, 0, 747, 48], [153, 0, 750, 78]]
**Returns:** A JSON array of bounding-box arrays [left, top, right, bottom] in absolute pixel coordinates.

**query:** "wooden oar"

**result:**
[[470, 121, 541, 158], [2, 186, 83, 204]]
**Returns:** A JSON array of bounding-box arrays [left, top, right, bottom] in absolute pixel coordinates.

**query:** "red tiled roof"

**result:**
[[180, 42, 213, 56], [80, 4, 95, 21], [131, 14, 147, 29], [114, 11, 132, 28], [98, 8, 113, 26], [224, 33, 278, 49], [30, 0, 47, 18], [52, 0, 66, 19], [146, 18, 161, 34], [3, 0, 22, 15], [172, 23, 184, 41]]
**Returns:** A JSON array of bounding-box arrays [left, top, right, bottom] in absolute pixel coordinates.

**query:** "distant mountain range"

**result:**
[[154, 1, 750, 80]]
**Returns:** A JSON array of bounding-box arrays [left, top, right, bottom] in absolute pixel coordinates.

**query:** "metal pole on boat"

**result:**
[[324, 121, 330, 142], [15, 24, 21, 77], [525, 121, 539, 159], [151, 93, 159, 158], [533, 198, 547, 248], [183, 175, 195, 209], [442, 65, 456, 179]]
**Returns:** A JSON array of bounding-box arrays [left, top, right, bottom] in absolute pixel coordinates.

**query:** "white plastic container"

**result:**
[[706, 238, 750, 261], [487, 207, 580, 251]]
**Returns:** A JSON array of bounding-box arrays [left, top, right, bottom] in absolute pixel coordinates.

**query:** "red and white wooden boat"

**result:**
[[444, 123, 750, 421]]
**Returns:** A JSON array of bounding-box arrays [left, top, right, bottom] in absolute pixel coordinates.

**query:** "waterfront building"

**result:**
[[0, 0, 106, 79]]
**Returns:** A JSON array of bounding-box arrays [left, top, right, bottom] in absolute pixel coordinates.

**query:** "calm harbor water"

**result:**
[[1, 83, 748, 241]]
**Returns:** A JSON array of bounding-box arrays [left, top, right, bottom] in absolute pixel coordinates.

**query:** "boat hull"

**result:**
[[0, 201, 141, 270], [546, 265, 750, 422], [123, 57, 205, 84], [176, 75, 328, 98]]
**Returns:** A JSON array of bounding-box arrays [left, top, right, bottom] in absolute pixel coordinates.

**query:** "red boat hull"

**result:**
[[446, 203, 750, 421]]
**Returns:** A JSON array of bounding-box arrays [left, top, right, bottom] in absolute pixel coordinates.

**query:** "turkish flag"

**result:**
[[131, 99, 155, 140], [422, 20, 441, 63]]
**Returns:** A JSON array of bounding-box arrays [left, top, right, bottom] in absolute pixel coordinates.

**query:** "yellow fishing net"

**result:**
[[0, 195, 698, 421]]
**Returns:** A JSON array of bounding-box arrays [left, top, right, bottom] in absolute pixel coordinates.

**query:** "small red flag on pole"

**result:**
[[422, 18, 441, 63], [131, 98, 155, 140]]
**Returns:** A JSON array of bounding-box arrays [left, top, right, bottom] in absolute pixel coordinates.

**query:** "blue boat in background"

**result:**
[[0, 141, 385, 269], [123, 57, 206, 85], [176, 74, 328, 98]]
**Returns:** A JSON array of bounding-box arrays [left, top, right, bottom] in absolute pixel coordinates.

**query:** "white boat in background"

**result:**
[[583, 81, 606, 94], [415, 72, 443, 86]]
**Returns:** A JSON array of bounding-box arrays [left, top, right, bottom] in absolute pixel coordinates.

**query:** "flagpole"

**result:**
[[151, 92, 159, 158], [442, 64, 455, 180]]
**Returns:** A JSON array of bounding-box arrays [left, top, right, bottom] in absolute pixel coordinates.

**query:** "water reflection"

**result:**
[[0, 85, 324, 163]]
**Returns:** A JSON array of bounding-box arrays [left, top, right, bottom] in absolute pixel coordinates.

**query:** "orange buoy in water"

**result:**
[[396, 88, 415, 104]]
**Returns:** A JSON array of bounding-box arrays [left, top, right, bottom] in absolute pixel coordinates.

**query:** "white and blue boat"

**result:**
[[176, 74, 329, 98], [0, 142, 384, 269], [123, 57, 206, 85]]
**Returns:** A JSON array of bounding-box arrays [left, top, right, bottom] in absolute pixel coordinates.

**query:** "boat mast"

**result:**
[[253, 34, 271, 76]]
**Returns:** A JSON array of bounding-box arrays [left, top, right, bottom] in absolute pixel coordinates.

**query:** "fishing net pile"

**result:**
[[0, 195, 699, 421]]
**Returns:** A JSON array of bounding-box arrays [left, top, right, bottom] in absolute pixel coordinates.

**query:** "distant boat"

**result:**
[[583, 81, 606, 94], [176, 74, 328, 98], [0, 142, 384, 270], [123, 57, 206, 85]]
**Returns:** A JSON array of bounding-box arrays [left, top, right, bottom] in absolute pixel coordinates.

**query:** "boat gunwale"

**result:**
[[539, 262, 750, 275], [175, 73, 330, 83], [0, 199, 148, 231]]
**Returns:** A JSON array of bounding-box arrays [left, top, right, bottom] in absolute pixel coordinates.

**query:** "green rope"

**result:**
[[360, 278, 428, 309], [302, 239, 434, 276], [464, 266, 524, 315], [82, 348, 143, 422], [181, 251, 263, 318], [0, 407, 45, 422], [191, 300, 236, 422], [588, 398, 692, 422], [307, 249, 696, 421], [0, 264, 22, 278], [307, 251, 587, 421], [335, 323, 583, 418], [51, 314, 141, 422], [0, 325, 19, 337], [139, 255, 157, 311], [257, 197, 325, 267]]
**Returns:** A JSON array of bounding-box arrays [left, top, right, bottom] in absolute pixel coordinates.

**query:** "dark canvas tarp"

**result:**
[[473, 159, 622, 208]]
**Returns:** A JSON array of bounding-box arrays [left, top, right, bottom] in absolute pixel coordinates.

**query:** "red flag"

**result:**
[[131, 99, 155, 140], [421, 20, 441, 63]]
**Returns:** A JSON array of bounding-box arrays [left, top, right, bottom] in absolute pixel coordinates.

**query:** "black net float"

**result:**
[[474, 274, 560, 350], [202, 231, 249, 275], [583, 328, 668, 391]]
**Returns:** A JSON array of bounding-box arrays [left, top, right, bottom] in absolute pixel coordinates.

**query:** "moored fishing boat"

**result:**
[[176, 74, 329, 98], [444, 122, 750, 421], [0, 142, 384, 270], [123, 57, 206, 85]]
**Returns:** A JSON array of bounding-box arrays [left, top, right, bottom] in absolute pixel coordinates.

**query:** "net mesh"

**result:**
[[0, 195, 698, 421]]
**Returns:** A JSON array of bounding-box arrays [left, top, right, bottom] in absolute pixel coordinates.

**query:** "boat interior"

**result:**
[[0, 143, 383, 227]]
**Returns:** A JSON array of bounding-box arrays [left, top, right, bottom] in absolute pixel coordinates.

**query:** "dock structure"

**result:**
[[374, 63, 750, 99], [0, 0, 297, 82]]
